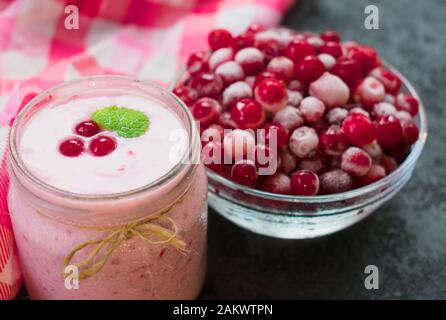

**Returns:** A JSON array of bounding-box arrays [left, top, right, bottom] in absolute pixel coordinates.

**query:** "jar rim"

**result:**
[[9, 75, 199, 202]]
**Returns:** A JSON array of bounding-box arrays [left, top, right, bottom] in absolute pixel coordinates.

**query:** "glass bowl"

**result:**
[[171, 63, 427, 239]]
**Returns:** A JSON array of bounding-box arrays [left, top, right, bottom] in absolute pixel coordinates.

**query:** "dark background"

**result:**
[[201, 0, 446, 299]]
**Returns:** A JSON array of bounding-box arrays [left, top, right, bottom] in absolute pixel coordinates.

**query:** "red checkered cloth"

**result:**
[[0, 0, 294, 299]]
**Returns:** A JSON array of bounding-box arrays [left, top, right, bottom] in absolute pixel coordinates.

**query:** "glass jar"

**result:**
[[7, 76, 207, 299]]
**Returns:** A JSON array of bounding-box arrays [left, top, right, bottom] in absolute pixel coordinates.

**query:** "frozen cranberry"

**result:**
[[320, 41, 342, 58], [288, 79, 307, 94], [266, 56, 295, 81], [295, 56, 325, 84], [369, 67, 402, 95], [299, 96, 326, 122], [395, 93, 419, 116], [395, 110, 412, 122], [330, 58, 362, 90], [173, 85, 197, 107], [318, 53, 336, 70], [230, 98, 265, 129], [191, 97, 221, 127], [222, 81, 252, 106], [255, 144, 279, 173], [309, 72, 350, 108], [187, 51, 209, 75], [400, 120, 419, 145], [320, 30, 340, 43], [362, 140, 383, 161], [354, 77, 385, 109], [59, 137, 85, 157], [347, 44, 379, 75], [379, 154, 398, 174], [208, 29, 233, 51], [201, 124, 224, 144], [89, 135, 117, 157], [219, 112, 238, 129], [247, 24, 265, 34], [321, 125, 348, 156], [261, 173, 292, 194], [278, 147, 297, 175], [375, 115, 403, 147], [261, 122, 289, 151], [319, 169, 352, 194], [342, 113, 377, 146], [231, 159, 257, 186], [299, 158, 324, 173], [256, 38, 283, 62], [287, 90, 303, 107], [326, 107, 348, 125], [349, 107, 370, 118], [385, 144, 410, 163], [360, 164, 386, 185], [215, 61, 245, 85], [290, 170, 319, 196], [201, 141, 224, 168], [75, 120, 100, 137], [209, 47, 234, 70], [235, 47, 265, 76], [189, 71, 224, 98], [223, 129, 255, 160], [384, 94, 396, 105], [289, 126, 319, 158], [306, 36, 324, 51], [233, 32, 255, 51], [284, 39, 315, 64], [254, 78, 288, 113], [341, 147, 372, 177], [373, 102, 397, 118]]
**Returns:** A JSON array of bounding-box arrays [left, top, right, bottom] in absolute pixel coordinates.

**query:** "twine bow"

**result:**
[[63, 212, 188, 280]]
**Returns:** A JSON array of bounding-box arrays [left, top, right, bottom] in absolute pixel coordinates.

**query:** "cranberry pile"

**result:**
[[173, 26, 420, 196], [59, 120, 117, 157]]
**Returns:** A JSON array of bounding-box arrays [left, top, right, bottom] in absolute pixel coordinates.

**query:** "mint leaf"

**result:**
[[92, 106, 149, 138]]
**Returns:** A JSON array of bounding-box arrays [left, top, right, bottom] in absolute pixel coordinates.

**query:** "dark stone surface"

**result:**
[[200, 0, 446, 299]]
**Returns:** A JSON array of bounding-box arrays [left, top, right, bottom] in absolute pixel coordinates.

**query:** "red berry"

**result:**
[[233, 32, 255, 51], [375, 115, 403, 147], [247, 24, 265, 34], [208, 29, 233, 51], [273, 106, 304, 131], [173, 85, 197, 107], [266, 56, 295, 82], [369, 67, 402, 95], [254, 78, 288, 113], [295, 56, 325, 84], [354, 76, 385, 109], [235, 47, 265, 76], [201, 141, 224, 170], [262, 122, 289, 151], [89, 135, 116, 157], [290, 170, 319, 196], [191, 97, 221, 127], [320, 30, 341, 43], [342, 113, 377, 146], [379, 154, 398, 174], [400, 120, 419, 145], [289, 126, 319, 158], [231, 160, 258, 186], [215, 61, 245, 85], [320, 169, 353, 194], [255, 144, 279, 172], [256, 38, 283, 61], [59, 138, 85, 157], [187, 51, 209, 75], [230, 98, 265, 129], [309, 72, 350, 108], [261, 173, 292, 194], [320, 41, 342, 58], [75, 120, 100, 137], [330, 57, 362, 90], [201, 124, 224, 144], [347, 44, 379, 75], [299, 96, 326, 122], [284, 39, 316, 64], [395, 93, 419, 116], [189, 71, 224, 98], [360, 164, 386, 185], [341, 147, 372, 177], [222, 81, 253, 106], [209, 47, 234, 70], [254, 71, 278, 87], [321, 125, 348, 156]]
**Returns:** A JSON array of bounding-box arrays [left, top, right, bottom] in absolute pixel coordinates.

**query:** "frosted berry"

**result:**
[[215, 61, 245, 85], [261, 173, 292, 194], [59, 138, 85, 157], [222, 81, 252, 106], [230, 98, 265, 129], [369, 67, 402, 95], [233, 32, 255, 51], [373, 102, 397, 118], [342, 113, 377, 146], [354, 77, 386, 109], [401, 120, 419, 145], [320, 125, 348, 156], [201, 124, 224, 144], [235, 47, 265, 76], [395, 93, 419, 116], [75, 120, 100, 137], [254, 78, 288, 113], [289, 126, 319, 158], [191, 98, 221, 127], [375, 115, 403, 147], [261, 122, 289, 151], [362, 140, 383, 161], [266, 56, 295, 81], [189, 71, 224, 98], [320, 41, 342, 58], [223, 129, 255, 160], [231, 159, 257, 186], [173, 85, 197, 107], [89, 135, 117, 157], [379, 154, 398, 174], [290, 170, 319, 196], [209, 47, 234, 70], [187, 51, 209, 75], [309, 72, 350, 108], [299, 158, 324, 173], [341, 147, 372, 177], [320, 169, 353, 194], [299, 96, 326, 122], [318, 53, 336, 70], [208, 29, 233, 51], [360, 164, 386, 185], [326, 107, 348, 125]]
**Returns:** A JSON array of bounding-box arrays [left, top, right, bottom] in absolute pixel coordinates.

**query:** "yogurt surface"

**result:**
[[19, 94, 187, 194]]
